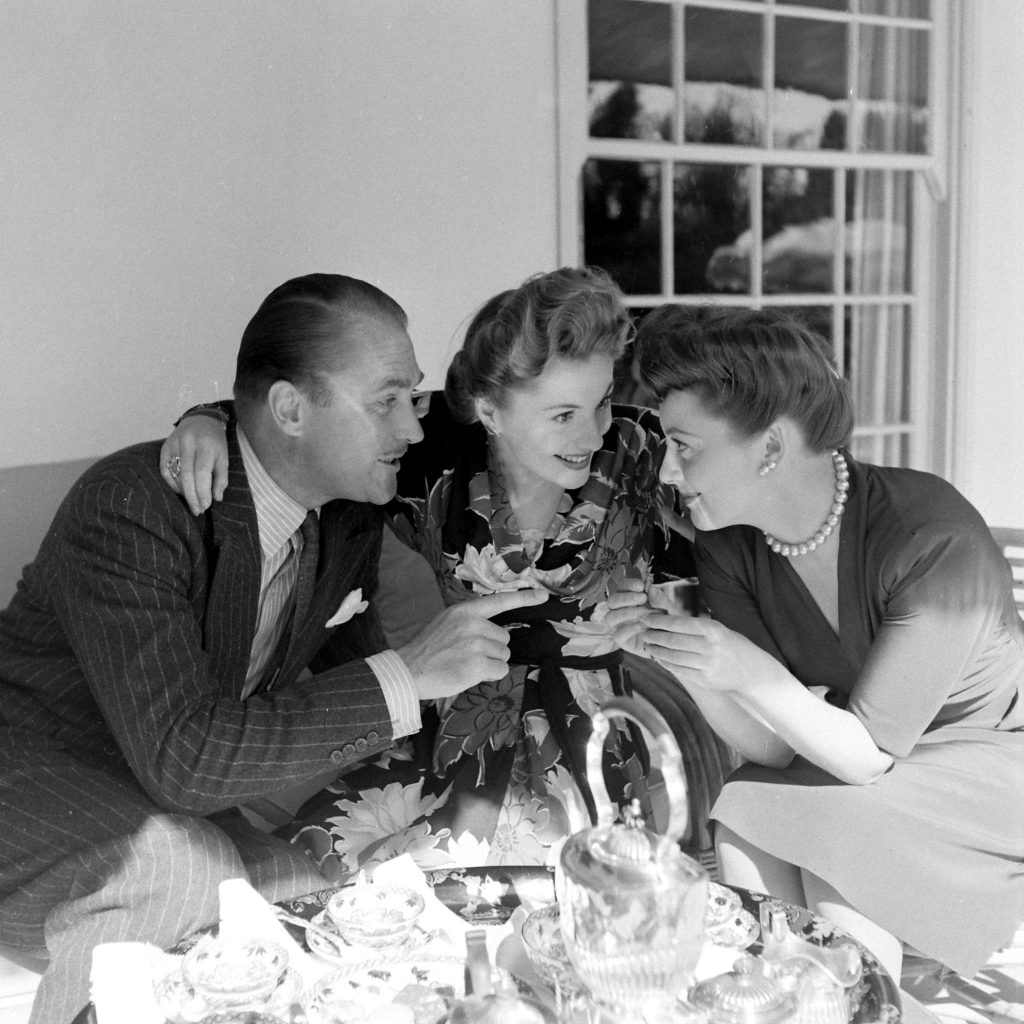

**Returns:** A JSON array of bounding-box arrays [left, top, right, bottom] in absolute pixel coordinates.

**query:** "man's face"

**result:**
[[297, 315, 425, 506]]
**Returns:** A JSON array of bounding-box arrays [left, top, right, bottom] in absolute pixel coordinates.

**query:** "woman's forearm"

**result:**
[[740, 675, 893, 784], [665, 656, 893, 783], [661, 669, 794, 766]]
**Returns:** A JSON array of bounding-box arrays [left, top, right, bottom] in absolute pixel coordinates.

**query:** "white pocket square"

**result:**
[[325, 588, 369, 628]]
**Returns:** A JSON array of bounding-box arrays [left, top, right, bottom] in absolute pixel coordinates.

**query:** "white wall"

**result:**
[[2, 1, 1023, 530], [952, 1, 1024, 526], [0, 1, 559, 469]]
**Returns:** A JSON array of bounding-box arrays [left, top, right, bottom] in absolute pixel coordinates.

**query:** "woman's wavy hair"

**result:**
[[443, 266, 631, 424], [633, 304, 854, 452], [234, 273, 407, 411]]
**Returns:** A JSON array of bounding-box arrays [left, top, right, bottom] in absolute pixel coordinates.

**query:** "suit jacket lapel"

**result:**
[[276, 500, 380, 683], [286, 512, 319, 663], [198, 428, 384, 694], [203, 424, 261, 695]]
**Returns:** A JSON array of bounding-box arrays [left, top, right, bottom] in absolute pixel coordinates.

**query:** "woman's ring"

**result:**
[[166, 456, 181, 480]]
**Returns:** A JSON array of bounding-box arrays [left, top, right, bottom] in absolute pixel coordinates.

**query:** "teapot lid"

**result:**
[[688, 956, 796, 1024], [596, 800, 664, 866], [563, 800, 702, 889]]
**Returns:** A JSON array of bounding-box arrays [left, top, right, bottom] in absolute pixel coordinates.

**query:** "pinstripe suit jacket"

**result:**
[[0, 425, 395, 815]]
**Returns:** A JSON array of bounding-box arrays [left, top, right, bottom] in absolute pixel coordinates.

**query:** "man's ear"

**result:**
[[267, 380, 305, 437]]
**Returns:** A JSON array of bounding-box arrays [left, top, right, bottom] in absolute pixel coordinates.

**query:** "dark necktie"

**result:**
[[293, 509, 320, 629], [259, 509, 319, 694]]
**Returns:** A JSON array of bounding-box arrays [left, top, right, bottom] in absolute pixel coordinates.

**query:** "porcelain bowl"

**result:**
[[325, 883, 425, 949], [519, 904, 583, 997], [182, 935, 289, 1009]]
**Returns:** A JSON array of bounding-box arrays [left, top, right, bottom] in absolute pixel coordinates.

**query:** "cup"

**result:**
[[647, 576, 701, 616], [181, 934, 289, 1010], [325, 882, 425, 949], [520, 903, 585, 1014]]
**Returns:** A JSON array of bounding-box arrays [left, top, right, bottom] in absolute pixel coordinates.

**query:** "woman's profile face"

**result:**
[[483, 353, 616, 494], [657, 388, 764, 532]]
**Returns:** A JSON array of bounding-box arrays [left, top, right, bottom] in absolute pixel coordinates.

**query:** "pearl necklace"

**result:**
[[764, 450, 849, 557]]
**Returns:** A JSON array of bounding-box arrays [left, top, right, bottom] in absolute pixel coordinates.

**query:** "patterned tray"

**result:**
[[76, 865, 900, 1023]]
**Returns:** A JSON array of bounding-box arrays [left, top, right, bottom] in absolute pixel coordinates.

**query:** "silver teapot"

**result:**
[[558, 697, 710, 1012]]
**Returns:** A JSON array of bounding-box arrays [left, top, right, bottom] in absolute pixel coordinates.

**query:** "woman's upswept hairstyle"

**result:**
[[234, 273, 407, 411], [444, 266, 631, 424], [633, 304, 854, 452]]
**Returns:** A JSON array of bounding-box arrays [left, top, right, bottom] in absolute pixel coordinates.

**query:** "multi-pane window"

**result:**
[[559, 0, 950, 468]]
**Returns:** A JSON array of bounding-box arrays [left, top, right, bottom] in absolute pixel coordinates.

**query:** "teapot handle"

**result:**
[[587, 696, 689, 846]]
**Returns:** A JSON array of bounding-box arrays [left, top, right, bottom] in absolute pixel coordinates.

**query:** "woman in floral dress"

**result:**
[[161, 267, 710, 883]]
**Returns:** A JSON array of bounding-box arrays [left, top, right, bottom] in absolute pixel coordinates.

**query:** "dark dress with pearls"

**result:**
[[700, 455, 1024, 977]]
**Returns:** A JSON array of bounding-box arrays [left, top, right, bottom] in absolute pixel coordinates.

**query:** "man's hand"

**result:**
[[396, 589, 548, 699]]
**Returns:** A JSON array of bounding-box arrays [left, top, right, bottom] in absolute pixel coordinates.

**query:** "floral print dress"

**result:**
[[285, 396, 693, 883]]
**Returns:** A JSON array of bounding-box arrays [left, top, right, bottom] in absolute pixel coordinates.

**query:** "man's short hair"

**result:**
[[233, 273, 407, 410]]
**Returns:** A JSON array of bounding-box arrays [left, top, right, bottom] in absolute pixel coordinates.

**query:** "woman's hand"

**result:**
[[642, 613, 787, 695], [602, 579, 657, 659], [160, 415, 230, 515], [605, 587, 785, 696]]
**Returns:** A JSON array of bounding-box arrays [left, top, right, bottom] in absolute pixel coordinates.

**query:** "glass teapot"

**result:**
[[558, 697, 710, 1013]]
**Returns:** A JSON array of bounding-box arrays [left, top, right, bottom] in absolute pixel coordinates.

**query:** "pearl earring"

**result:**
[[759, 460, 778, 477]]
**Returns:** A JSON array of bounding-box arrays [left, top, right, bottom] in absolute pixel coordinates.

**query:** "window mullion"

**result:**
[[585, 137, 933, 170], [662, 161, 675, 297], [674, 1, 685, 145], [764, 4, 775, 152], [751, 162, 764, 306]]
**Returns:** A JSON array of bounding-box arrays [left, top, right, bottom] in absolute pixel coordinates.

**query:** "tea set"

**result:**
[[152, 698, 865, 1024]]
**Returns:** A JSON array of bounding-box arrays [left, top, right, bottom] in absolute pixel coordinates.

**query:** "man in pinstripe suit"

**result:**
[[0, 273, 544, 1022]]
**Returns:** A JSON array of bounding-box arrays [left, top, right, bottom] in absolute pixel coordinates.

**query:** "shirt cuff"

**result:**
[[175, 404, 229, 428], [365, 650, 422, 739]]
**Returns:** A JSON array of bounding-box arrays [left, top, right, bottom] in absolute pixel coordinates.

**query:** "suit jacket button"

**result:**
[[329, 749, 345, 765], [341, 742, 356, 759], [367, 731, 379, 745], [354, 737, 368, 753]]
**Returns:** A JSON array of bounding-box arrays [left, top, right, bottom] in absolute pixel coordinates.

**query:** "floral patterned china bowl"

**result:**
[[151, 934, 299, 1022], [181, 935, 290, 1009], [325, 882, 425, 950], [303, 953, 464, 1024], [519, 904, 585, 997]]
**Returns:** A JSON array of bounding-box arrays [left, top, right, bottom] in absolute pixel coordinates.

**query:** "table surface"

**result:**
[[74, 866, 902, 1024]]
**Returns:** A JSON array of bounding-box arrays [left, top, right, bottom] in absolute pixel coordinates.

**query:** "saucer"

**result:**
[[303, 953, 464, 1024], [706, 882, 743, 926], [706, 908, 760, 949], [306, 909, 417, 965]]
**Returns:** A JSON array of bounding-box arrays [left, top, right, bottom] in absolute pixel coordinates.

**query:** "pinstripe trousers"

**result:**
[[0, 729, 328, 1024]]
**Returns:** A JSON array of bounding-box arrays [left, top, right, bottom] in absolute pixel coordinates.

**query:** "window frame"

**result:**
[[555, 0, 957, 475]]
